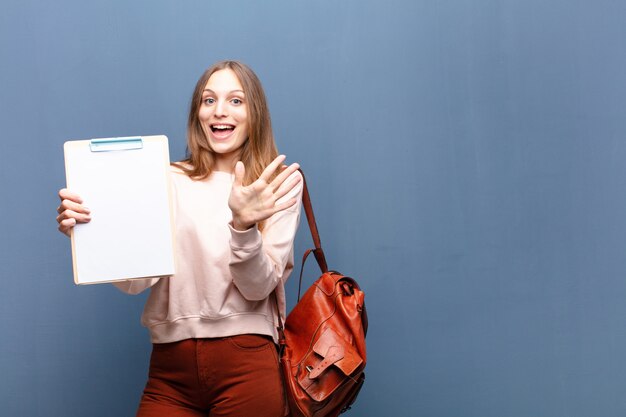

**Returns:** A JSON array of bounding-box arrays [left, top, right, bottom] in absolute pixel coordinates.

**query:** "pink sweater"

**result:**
[[113, 165, 303, 343]]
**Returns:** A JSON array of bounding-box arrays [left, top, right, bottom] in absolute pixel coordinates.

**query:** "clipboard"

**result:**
[[63, 135, 176, 285]]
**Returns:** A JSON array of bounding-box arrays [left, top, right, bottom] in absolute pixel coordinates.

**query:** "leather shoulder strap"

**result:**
[[275, 169, 329, 340], [299, 169, 328, 274]]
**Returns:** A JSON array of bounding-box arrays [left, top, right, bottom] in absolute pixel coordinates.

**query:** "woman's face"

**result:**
[[198, 68, 249, 164]]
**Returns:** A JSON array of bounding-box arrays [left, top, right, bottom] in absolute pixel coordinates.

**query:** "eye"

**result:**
[[231, 98, 243, 105], [203, 97, 215, 105]]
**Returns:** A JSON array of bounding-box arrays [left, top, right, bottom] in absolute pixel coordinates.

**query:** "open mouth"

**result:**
[[211, 124, 235, 134]]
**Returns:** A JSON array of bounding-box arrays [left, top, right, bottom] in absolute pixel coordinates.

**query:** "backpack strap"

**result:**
[[299, 169, 328, 275], [275, 169, 328, 346]]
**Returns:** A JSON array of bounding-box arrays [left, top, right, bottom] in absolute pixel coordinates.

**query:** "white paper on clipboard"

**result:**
[[63, 135, 176, 285]]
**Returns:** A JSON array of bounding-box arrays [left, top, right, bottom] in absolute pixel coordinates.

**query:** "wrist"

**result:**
[[231, 217, 255, 231]]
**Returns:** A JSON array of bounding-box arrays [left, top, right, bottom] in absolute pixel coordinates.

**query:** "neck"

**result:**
[[213, 150, 240, 173]]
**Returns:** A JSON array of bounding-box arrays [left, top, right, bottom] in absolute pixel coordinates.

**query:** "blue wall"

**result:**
[[2, 0, 626, 416]]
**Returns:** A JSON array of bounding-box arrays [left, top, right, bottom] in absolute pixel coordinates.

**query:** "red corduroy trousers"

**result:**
[[136, 335, 286, 417]]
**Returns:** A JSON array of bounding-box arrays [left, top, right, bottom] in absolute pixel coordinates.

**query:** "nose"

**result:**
[[214, 99, 227, 117]]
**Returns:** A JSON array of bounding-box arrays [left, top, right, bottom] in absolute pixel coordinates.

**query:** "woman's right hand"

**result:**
[[56, 188, 91, 237]]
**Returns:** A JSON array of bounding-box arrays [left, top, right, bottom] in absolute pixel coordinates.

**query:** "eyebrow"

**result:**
[[202, 88, 245, 94]]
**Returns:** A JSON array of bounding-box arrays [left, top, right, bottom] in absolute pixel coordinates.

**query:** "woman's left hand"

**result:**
[[228, 155, 301, 231]]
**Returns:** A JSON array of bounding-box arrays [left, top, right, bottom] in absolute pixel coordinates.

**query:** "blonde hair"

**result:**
[[176, 60, 278, 185]]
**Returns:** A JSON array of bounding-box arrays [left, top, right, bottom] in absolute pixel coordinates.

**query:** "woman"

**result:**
[[56, 60, 302, 416]]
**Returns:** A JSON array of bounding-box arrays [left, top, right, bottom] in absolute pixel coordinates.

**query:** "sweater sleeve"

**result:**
[[228, 171, 303, 301]]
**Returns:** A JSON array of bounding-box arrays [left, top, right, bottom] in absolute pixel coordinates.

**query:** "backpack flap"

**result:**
[[297, 327, 364, 402], [312, 328, 363, 376]]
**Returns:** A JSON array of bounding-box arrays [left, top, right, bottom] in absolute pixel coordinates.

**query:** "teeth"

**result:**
[[213, 125, 233, 130]]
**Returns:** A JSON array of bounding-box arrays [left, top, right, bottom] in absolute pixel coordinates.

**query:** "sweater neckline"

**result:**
[[209, 170, 235, 182]]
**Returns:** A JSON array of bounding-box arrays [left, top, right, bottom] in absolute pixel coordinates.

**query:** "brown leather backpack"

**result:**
[[276, 172, 368, 417]]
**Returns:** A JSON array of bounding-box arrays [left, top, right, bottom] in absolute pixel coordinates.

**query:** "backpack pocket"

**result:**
[[297, 327, 364, 402]]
